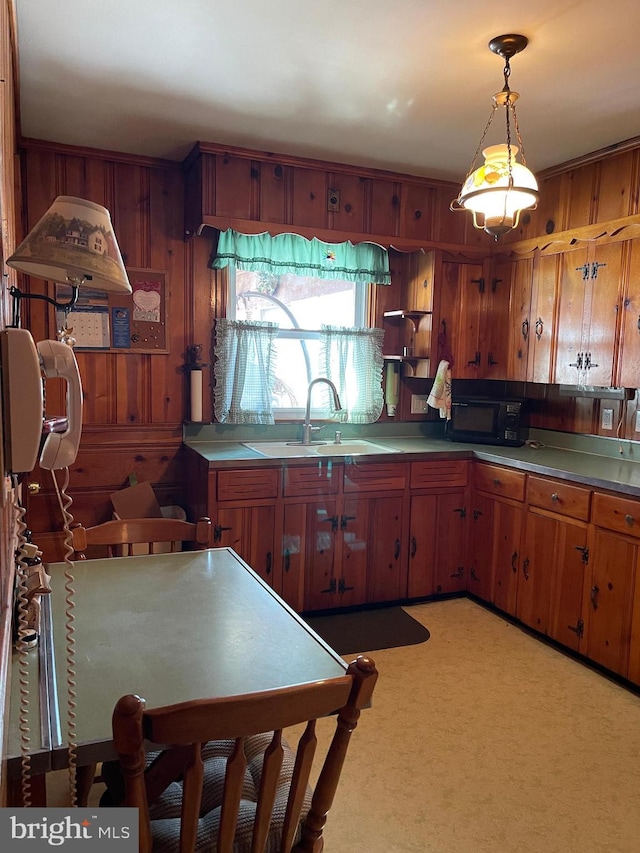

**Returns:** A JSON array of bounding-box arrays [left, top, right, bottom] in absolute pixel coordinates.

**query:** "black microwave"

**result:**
[[446, 398, 524, 446]]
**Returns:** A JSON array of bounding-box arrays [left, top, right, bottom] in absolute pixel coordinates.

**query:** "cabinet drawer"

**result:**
[[474, 463, 526, 502], [526, 475, 591, 520], [217, 468, 279, 501], [592, 491, 640, 538], [283, 462, 340, 497], [344, 461, 408, 493], [410, 460, 468, 490]]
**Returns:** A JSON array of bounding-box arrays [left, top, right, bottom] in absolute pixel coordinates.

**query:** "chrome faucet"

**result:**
[[290, 378, 342, 445]]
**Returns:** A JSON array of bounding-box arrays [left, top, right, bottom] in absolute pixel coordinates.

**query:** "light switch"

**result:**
[[411, 394, 429, 414]]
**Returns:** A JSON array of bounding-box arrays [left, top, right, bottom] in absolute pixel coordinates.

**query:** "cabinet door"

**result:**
[[554, 244, 623, 386], [491, 499, 524, 616], [529, 253, 560, 383], [338, 497, 369, 608], [484, 257, 511, 380], [303, 498, 339, 611], [433, 490, 468, 594], [583, 242, 624, 386], [216, 504, 277, 587], [547, 519, 589, 652], [364, 495, 405, 604], [467, 493, 495, 601], [408, 494, 437, 597], [617, 239, 640, 389], [440, 261, 484, 379], [554, 247, 590, 385], [517, 508, 556, 633], [281, 502, 306, 612], [507, 256, 534, 382], [582, 526, 637, 677]]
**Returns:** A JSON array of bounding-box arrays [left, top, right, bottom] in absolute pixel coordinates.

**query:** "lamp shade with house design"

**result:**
[[7, 195, 131, 327]]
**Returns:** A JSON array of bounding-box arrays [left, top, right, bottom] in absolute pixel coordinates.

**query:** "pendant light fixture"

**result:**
[[450, 34, 539, 240]]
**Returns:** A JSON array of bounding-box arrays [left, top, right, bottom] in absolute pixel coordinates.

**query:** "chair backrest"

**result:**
[[71, 516, 212, 559], [111, 654, 378, 853]]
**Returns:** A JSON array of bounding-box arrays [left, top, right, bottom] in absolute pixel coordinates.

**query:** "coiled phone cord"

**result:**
[[13, 484, 34, 807], [51, 466, 78, 808]]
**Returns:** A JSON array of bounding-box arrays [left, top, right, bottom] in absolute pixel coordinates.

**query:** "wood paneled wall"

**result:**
[[1, 0, 20, 805], [18, 141, 204, 554]]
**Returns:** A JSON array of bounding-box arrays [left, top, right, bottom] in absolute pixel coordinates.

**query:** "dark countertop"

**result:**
[[183, 434, 640, 499]]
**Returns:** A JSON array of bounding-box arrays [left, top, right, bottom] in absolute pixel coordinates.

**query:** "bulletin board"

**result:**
[[56, 268, 168, 353]]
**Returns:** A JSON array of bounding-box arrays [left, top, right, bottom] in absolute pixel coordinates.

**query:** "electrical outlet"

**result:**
[[410, 394, 429, 414], [601, 407, 614, 430]]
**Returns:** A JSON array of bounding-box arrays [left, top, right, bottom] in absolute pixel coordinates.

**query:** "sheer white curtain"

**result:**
[[319, 325, 384, 423], [213, 319, 278, 424]]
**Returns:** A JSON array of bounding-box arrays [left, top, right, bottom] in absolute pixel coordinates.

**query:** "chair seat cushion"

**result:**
[[104, 733, 312, 852]]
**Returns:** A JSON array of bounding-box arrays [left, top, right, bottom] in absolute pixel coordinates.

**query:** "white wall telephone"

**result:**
[[1, 327, 83, 476]]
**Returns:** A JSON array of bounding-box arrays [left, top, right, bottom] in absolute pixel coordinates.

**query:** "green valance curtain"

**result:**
[[211, 229, 391, 285]]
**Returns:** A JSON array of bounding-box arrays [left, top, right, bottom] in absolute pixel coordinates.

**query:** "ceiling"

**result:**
[[14, 1, 640, 184]]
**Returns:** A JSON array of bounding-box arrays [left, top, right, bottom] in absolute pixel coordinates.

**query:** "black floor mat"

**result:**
[[305, 606, 430, 656]]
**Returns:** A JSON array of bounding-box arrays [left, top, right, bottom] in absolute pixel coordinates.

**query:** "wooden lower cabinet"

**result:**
[[197, 456, 640, 687], [517, 507, 589, 648], [300, 494, 406, 611], [215, 503, 278, 588], [409, 489, 468, 596], [583, 527, 636, 675]]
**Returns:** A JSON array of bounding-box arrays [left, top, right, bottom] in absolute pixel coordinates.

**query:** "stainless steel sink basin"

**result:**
[[243, 439, 398, 458]]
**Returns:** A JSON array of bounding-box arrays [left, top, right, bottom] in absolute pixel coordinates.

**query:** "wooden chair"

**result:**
[[72, 515, 211, 806], [109, 654, 378, 853], [71, 516, 212, 559]]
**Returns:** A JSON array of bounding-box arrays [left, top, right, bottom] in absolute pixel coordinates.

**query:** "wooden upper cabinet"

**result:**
[[508, 253, 559, 383], [439, 257, 508, 380], [553, 242, 624, 386], [617, 239, 640, 388], [183, 143, 473, 249]]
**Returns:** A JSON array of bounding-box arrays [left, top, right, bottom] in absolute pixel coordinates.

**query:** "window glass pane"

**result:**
[[228, 269, 368, 418]]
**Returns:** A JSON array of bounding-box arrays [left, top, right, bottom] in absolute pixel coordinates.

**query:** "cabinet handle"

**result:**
[[487, 352, 498, 367], [625, 513, 635, 527], [213, 524, 232, 543], [511, 551, 518, 573], [470, 567, 478, 582], [569, 353, 583, 369], [339, 577, 354, 593], [320, 515, 339, 532], [410, 536, 417, 558], [453, 507, 466, 518], [450, 566, 464, 579], [394, 538, 401, 560], [493, 477, 501, 486], [535, 317, 544, 340], [321, 578, 337, 595], [590, 584, 600, 611], [522, 557, 530, 581], [265, 551, 272, 575], [521, 319, 529, 340], [340, 514, 356, 530], [637, 314, 640, 332], [551, 493, 559, 502], [284, 548, 290, 572]]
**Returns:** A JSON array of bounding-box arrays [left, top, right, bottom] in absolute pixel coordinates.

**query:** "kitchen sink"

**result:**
[[242, 439, 399, 458]]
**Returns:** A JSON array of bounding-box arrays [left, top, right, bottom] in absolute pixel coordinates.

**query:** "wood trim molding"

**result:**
[[19, 136, 181, 170], [494, 214, 640, 259]]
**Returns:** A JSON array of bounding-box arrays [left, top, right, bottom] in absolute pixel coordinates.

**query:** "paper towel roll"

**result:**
[[190, 369, 203, 422]]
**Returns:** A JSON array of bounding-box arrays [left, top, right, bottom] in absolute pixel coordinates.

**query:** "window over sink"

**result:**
[[212, 230, 390, 425]]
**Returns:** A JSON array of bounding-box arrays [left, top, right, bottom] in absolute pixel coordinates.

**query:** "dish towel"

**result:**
[[427, 359, 451, 420]]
